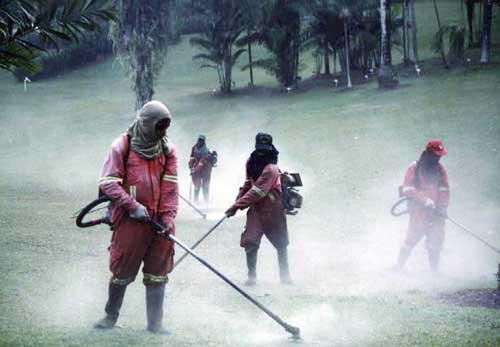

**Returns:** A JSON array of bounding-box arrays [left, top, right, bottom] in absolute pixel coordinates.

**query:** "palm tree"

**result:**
[[190, 0, 246, 93], [240, 0, 302, 90], [239, 0, 266, 86], [302, 0, 342, 76], [377, 0, 399, 88], [0, 0, 116, 73], [114, 0, 173, 110]]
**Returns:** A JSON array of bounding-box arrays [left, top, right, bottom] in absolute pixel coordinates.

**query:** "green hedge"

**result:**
[[13, 30, 113, 81]]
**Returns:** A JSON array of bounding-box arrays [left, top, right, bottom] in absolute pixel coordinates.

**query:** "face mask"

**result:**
[[154, 118, 170, 140]]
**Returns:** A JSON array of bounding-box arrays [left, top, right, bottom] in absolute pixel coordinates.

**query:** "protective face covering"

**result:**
[[127, 101, 171, 159]]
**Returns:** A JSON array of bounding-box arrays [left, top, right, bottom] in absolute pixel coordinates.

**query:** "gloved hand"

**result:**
[[129, 203, 150, 221], [225, 205, 238, 218], [424, 198, 436, 209], [157, 222, 174, 236], [435, 207, 447, 218]]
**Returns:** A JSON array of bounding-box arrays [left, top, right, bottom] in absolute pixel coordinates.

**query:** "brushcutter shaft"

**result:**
[[179, 193, 207, 219], [173, 215, 227, 269], [148, 219, 301, 339], [445, 216, 500, 256], [391, 197, 500, 256]]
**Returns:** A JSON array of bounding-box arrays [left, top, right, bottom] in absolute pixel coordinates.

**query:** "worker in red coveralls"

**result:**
[[189, 135, 213, 204], [225, 133, 292, 286], [394, 140, 450, 272], [94, 100, 178, 333]]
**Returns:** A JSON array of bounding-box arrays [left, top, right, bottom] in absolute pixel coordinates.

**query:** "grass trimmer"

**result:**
[[392, 197, 500, 289], [391, 197, 500, 256], [75, 196, 301, 340]]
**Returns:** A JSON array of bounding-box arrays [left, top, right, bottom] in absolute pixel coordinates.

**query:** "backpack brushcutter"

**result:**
[[281, 172, 303, 215], [391, 195, 500, 289], [75, 196, 301, 340]]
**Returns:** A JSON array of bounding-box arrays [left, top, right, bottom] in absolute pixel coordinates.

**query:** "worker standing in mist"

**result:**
[[94, 101, 178, 333], [189, 135, 216, 204], [225, 133, 292, 286], [394, 140, 450, 272]]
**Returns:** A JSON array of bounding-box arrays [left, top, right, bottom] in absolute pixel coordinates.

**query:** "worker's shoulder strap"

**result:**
[[123, 134, 170, 168]]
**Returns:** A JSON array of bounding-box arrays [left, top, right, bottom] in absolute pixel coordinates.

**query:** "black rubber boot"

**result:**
[[244, 246, 258, 286], [94, 283, 127, 329], [278, 248, 293, 285], [393, 247, 411, 272], [146, 284, 168, 334]]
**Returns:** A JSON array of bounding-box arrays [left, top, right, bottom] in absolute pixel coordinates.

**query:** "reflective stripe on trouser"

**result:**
[[143, 273, 169, 285], [110, 276, 135, 286]]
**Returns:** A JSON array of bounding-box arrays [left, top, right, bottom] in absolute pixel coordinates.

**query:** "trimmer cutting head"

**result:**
[[285, 324, 301, 340]]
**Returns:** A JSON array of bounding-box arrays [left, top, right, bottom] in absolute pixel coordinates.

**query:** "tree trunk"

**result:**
[[247, 29, 254, 86], [333, 49, 337, 75], [344, 20, 352, 88], [378, 0, 399, 89], [134, 47, 155, 109], [324, 41, 330, 75], [480, 0, 493, 64], [432, 0, 449, 68], [410, 0, 419, 64], [222, 47, 232, 93], [402, 0, 410, 64], [117, 0, 170, 111], [466, 0, 475, 46]]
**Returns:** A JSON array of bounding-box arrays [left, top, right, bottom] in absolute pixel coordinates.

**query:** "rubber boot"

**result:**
[[278, 248, 293, 285], [244, 246, 258, 286], [94, 283, 127, 329], [146, 284, 168, 334], [428, 250, 441, 273], [393, 247, 411, 272], [194, 187, 201, 204], [202, 185, 210, 204]]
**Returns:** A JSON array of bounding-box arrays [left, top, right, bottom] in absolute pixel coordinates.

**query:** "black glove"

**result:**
[[129, 204, 149, 221], [225, 205, 238, 217]]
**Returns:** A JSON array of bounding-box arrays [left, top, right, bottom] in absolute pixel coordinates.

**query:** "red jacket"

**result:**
[[234, 162, 287, 238], [98, 134, 179, 227], [401, 161, 450, 226], [189, 146, 212, 176]]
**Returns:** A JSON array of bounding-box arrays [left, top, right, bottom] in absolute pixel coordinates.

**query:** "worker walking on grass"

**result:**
[[394, 140, 450, 272], [189, 135, 217, 204], [225, 133, 292, 286], [94, 100, 178, 333]]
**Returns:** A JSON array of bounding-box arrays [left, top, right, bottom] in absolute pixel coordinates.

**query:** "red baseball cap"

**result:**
[[426, 140, 447, 156]]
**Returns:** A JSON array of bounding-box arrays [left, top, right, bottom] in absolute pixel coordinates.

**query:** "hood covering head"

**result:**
[[248, 132, 279, 180], [416, 150, 441, 182], [127, 100, 171, 160]]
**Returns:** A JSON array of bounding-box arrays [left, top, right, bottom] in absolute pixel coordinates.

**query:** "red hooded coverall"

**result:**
[[234, 161, 288, 250], [189, 146, 212, 199], [99, 134, 179, 286], [400, 161, 450, 259]]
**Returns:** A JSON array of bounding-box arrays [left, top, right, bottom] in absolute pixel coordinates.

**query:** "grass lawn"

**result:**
[[0, 1, 500, 346]]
